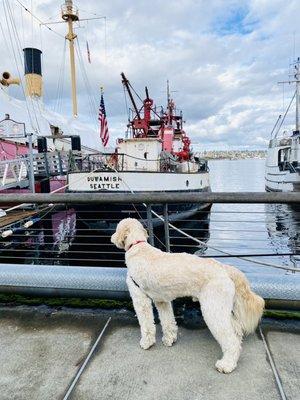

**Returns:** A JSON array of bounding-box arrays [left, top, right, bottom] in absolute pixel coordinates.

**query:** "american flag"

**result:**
[[98, 92, 109, 147]]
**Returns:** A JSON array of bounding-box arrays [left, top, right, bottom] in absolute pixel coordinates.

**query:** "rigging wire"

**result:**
[[0, 19, 12, 58], [76, 37, 98, 114], [6, 0, 43, 134], [15, 0, 65, 38], [54, 39, 67, 113], [128, 81, 144, 104], [30, 0, 33, 45], [274, 90, 296, 138], [75, 44, 95, 124], [75, 37, 98, 128], [6, 3, 42, 135], [104, 16, 107, 63], [2, 0, 36, 131]]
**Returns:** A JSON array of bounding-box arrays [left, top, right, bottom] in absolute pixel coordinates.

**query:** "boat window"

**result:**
[[278, 147, 291, 171]]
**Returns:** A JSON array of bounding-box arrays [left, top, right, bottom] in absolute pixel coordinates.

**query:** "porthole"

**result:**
[[186, 180, 189, 187]]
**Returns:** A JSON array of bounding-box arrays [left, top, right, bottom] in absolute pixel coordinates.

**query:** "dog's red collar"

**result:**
[[128, 240, 146, 251]]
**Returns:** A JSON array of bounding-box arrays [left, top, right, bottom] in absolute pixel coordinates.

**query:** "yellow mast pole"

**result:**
[[62, 0, 79, 117]]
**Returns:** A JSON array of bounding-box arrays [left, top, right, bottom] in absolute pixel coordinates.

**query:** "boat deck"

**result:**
[[0, 209, 40, 229], [0, 305, 298, 400]]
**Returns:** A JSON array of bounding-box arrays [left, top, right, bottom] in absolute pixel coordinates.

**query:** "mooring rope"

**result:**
[[150, 209, 300, 273], [112, 167, 300, 273]]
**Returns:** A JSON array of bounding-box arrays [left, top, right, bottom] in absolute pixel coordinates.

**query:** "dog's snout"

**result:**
[[111, 232, 117, 244]]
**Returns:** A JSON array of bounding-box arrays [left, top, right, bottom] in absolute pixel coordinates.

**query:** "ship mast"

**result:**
[[277, 57, 300, 135], [295, 58, 300, 132], [62, 0, 79, 117]]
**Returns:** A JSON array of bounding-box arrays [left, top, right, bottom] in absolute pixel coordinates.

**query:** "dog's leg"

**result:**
[[155, 301, 178, 347], [199, 279, 242, 374], [127, 277, 156, 350]]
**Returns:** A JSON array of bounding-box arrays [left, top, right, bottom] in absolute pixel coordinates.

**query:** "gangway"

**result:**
[[0, 158, 29, 190], [0, 151, 104, 191]]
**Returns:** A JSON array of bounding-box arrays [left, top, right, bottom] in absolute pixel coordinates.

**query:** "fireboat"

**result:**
[[67, 74, 211, 224]]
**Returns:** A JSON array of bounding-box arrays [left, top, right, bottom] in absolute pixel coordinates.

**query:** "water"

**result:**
[[0, 158, 299, 274], [206, 159, 300, 274]]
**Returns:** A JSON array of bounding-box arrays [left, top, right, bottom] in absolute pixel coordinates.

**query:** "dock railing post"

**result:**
[[163, 204, 170, 252], [146, 204, 154, 246]]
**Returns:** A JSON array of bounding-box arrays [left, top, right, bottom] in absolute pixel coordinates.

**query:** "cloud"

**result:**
[[1, 0, 300, 150]]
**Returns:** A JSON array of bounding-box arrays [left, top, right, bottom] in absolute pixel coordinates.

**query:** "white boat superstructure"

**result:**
[[265, 59, 300, 192], [265, 134, 300, 192]]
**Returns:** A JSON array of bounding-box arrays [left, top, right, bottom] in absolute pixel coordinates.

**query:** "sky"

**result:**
[[1, 0, 300, 150]]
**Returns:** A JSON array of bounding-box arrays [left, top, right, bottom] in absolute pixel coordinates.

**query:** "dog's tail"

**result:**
[[225, 265, 265, 336]]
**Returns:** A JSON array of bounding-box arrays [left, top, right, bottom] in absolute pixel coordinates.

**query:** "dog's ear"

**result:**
[[111, 227, 128, 249]]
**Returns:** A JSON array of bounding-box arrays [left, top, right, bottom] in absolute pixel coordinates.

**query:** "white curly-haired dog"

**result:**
[[111, 218, 264, 373]]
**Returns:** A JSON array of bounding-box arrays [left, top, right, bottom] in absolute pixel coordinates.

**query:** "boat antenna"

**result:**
[[278, 57, 300, 133], [294, 58, 300, 132], [165, 80, 178, 107]]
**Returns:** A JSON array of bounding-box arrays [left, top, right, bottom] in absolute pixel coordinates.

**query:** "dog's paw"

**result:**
[[162, 334, 176, 347], [162, 327, 178, 347], [215, 359, 237, 374], [140, 336, 155, 350]]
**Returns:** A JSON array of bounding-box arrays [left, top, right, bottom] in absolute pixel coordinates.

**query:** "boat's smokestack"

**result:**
[[23, 47, 42, 97]]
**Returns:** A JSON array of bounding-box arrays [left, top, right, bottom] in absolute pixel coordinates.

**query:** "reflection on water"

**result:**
[[154, 212, 210, 254], [62, 209, 211, 267], [0, 159, 299, 274], [0, 208, 76, 265], [205, 159, 300, 274], [265, 203, 300, 257], [0, 206, 211, 267]]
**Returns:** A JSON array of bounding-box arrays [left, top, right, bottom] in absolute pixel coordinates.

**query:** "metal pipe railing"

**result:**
[[0, 264, 298, 309], [1, 192, 300, 205]]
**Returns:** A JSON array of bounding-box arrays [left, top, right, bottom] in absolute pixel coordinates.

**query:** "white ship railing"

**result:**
[[79, 152, 208, 173]]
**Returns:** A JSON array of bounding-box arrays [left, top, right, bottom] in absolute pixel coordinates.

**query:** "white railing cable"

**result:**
[[1, 156, 299, 273], [150, 208, 299, 273], [112, 166, 300, 273]]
